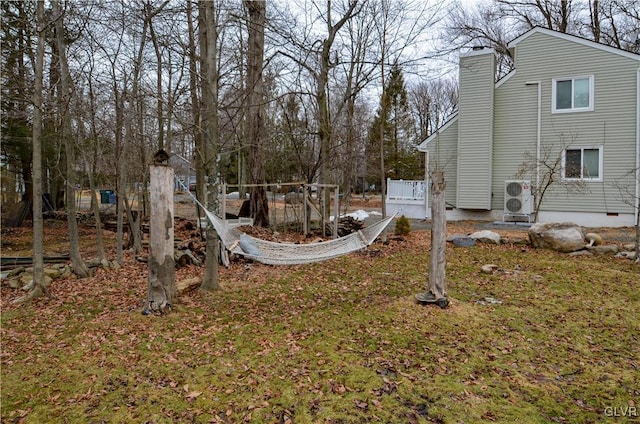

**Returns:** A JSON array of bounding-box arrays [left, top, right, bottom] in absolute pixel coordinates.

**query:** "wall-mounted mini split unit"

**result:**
[[504, 180, 533, 219]]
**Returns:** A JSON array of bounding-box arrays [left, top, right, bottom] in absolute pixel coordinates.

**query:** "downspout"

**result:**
[[525, 81, 542, 207]]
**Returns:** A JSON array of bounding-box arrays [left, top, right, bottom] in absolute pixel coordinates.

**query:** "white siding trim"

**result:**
[[495, 70, 516, 88], [417, 113, 458, 151]]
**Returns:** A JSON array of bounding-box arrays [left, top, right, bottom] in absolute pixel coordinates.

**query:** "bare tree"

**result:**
[[516, 140, 588, 223], [409, 77, 458, 141], [1, 1, 37, 224], [612, 168, 640, 264], [53, 0, 90, 278], [199, 0, 220, 291], [15, 0, 46, 303], [78, 79, 107, 266], [244, 0, 269, 227], [593, 0, 640, 52], [273, 0, 362, 231], [442, 0, 639, 78], [333, 7, 379, 207], [370, 0, 443, 215], [441, 1, 517, 77]]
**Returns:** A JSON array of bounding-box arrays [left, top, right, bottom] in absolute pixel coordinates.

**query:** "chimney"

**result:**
[[456, 48, 496, 210]]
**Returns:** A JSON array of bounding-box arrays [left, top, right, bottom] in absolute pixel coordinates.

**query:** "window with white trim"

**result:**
[[562, 146, 602, 181], [552, 76, 594, 113]]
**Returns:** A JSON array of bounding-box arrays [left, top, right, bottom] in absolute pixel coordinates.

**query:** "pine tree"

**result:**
[[367, 63, 420, 183]]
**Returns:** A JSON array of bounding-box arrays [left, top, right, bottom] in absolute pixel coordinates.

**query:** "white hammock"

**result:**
[[179, 183, 395, 265]]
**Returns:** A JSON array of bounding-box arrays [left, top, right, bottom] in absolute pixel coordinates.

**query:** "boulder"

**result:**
[[450, 236, 476, 247], [481, 264, 498, 274], [528, 222, 585, 253], [569, 250, 593, 257], [586, 245, 619, 255], [469, 230, 502, 245], [6, 279, 20, 289], [616, 251, 637, 260], [43, 267, 61, 279]]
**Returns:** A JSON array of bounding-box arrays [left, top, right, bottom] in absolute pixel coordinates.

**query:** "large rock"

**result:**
[[528, 222, 585, 253], [469, 230, 502, 245], [586, 245, 619, 255], [449, 236, 476, 247]]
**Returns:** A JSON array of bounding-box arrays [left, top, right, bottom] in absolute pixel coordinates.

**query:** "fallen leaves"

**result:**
[[2, 219, 639, 423], [184, 385, 202, 402]]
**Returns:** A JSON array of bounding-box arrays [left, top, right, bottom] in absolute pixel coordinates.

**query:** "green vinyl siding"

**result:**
[[492, 74, 539, 212], [456, 51, 495, 210], [491, 31, 639, 215], [426, 119, 459, 208]]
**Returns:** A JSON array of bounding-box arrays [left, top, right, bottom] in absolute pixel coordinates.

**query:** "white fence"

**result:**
[[386, 178, 426, 201], [386, 178, 428, 219]]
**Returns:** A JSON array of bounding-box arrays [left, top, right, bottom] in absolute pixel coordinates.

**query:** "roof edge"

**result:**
[[417, 112, 459, 152], [508, 26, 640, 61]]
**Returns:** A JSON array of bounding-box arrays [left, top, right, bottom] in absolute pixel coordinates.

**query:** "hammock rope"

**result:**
[[175, 179, 395, 265]]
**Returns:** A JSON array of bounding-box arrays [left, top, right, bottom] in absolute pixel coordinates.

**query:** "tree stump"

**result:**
[[416, 170, 448, 308], [429, 171, 447, 300], [145, 163, 176, 313]]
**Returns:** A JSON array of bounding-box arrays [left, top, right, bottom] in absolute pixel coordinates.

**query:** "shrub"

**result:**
[[394, 215, 411, 235]]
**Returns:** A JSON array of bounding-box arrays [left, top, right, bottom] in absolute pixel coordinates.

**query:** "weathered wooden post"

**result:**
[[416, 170, 449, 308], [145, 150, 176, 313]]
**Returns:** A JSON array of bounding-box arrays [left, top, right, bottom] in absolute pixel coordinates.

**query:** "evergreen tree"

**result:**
[[367, 63, 420, 183]]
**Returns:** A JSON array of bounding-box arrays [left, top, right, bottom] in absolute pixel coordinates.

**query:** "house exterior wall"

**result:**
[[415, 29, 639, 227], [493, 31, 639, 219], [456, 49, 495, 209], [425, 119, 459, 213]]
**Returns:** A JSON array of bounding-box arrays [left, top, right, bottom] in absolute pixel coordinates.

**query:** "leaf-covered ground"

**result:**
[[1, 221, 638, 423]]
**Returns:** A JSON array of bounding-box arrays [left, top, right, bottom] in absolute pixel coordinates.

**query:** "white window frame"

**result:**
[[552, 76, 594, 113], [561, 145, 603, 182]]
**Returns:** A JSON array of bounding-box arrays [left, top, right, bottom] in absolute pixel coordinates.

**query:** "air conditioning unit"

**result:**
[[504, 180, 533, 215]]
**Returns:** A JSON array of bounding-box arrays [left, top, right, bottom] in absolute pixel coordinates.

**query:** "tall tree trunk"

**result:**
[[378, 6, 388, 218], [84, 78, 106, 264], [148, 16, 164, 150], [16, 0, 46, 303], [316, 1, 359, 231], [244, 0, 269, 227], [114, 84, 125, 266], [53, 0, 89, 278], [199, 0, 220, 291], [87, 170, 106, 264], [342, 95, 356, 213], [589, 0, 601, 42], [186, 0, 204, 224]]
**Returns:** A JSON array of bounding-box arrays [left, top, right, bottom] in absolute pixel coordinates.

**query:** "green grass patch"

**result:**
[[2, 234, 638, 423]]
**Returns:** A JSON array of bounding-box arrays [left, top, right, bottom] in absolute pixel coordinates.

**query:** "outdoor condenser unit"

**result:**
[[504, 180, 533, 215]]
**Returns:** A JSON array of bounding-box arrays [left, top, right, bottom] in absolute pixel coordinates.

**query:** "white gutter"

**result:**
[[525, 81, 542, 193]]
